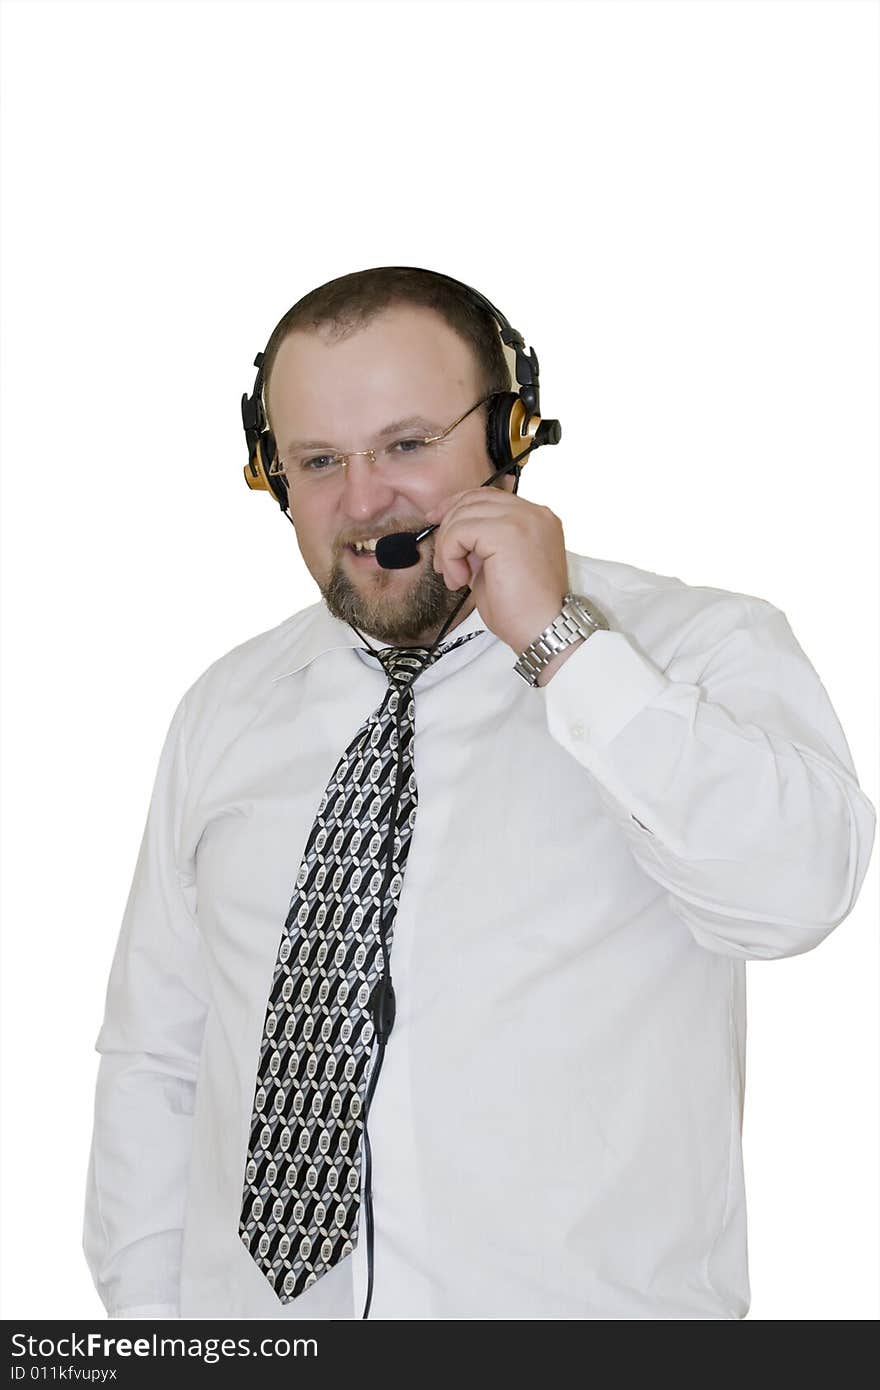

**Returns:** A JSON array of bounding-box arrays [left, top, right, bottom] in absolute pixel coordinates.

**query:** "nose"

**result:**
[[338, 452, 398, 521]]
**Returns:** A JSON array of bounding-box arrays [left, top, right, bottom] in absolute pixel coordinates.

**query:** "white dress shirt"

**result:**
[[83, 549, 876, 1320]]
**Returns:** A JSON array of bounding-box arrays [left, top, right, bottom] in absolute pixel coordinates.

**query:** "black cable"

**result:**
[[355, 654, 423, 1318], [359, 1034, 386, 1318], [287, 454, 525, 1317]]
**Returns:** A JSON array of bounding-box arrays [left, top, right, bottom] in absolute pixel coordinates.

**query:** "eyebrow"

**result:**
[[284, 416, 438, 453]]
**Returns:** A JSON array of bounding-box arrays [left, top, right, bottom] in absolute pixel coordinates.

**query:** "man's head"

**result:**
[[262, 268, 515, 645]]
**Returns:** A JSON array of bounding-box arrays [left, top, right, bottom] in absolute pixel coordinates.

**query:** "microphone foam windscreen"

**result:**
[[375, 534, 421, 569]]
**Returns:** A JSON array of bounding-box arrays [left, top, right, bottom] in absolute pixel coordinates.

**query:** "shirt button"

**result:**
[[571, 721, 585, 740]]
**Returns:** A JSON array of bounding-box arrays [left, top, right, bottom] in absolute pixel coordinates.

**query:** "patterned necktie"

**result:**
[[239, 628, 484, 1303]]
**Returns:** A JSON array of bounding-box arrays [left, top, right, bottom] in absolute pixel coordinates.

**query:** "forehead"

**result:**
[[266, 303, 480, 443]]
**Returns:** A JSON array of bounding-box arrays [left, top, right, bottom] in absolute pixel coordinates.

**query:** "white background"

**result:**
[[1, 0, 877, 1321]]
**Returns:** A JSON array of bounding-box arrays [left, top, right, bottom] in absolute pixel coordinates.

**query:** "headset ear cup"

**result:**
[[485, 393, 517, 471]]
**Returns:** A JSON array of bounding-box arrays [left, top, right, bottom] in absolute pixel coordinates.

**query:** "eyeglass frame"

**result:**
[[269, 391, 499, 483]]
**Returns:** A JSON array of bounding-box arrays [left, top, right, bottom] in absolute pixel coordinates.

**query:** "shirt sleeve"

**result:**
[[542, 605, 877, 960], [83, 692, 210, 1318]]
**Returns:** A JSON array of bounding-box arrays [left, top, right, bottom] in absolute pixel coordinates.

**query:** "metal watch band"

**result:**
[[513, 591, 610, 687]]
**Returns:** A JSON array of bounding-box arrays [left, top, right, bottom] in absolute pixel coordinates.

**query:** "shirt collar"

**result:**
[[271, 597, 491, 684]]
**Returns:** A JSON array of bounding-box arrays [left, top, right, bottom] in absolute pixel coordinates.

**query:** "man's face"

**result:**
[[266, 303, 513, 645]]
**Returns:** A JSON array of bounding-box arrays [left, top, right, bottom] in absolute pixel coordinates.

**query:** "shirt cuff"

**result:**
[[542, 628, 670, 752], [109, 1303, 180, 1319]]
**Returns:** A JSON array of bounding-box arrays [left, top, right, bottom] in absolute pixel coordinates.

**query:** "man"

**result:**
[[83, 267, 876, 1320]]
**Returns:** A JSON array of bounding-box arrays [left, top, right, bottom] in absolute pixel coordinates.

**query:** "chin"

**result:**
[[321, 556, 465, 643]]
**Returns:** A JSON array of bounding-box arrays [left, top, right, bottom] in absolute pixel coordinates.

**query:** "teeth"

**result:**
[[352, 538, 379, 553]]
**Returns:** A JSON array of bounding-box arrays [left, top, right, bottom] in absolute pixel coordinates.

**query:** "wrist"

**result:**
[[513, 592, 610, 689]]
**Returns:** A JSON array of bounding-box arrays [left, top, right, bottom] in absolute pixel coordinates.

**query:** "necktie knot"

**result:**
[[374, 631, 484, 687], [376, 646, 433, 686]]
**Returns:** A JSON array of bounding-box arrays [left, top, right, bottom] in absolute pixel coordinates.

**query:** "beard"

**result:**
[[319, 533, 471, 644]]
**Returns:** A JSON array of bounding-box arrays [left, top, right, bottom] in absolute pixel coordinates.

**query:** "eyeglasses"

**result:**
[[269, 393, 496, 489]]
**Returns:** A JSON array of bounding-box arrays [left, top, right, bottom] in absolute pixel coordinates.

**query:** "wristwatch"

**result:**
[[513, 591, 610, 687]]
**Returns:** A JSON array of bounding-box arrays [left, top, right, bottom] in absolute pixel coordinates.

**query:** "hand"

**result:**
[[423, 488, 570, 654]]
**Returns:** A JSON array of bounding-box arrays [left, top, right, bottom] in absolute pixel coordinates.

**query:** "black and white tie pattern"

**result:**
[[239, 629, 483, 1302]]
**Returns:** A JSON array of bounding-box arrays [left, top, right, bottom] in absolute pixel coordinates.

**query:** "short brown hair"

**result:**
[[261, 266, 512, 438]]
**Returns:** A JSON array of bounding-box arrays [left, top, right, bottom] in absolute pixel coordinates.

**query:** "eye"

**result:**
[[302, 454, 338, 471], [390, 439, 425, 455]]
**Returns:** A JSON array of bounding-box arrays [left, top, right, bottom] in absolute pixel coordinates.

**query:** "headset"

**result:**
[[240, 266, 561, 516], [238, 268, 560, 1320]]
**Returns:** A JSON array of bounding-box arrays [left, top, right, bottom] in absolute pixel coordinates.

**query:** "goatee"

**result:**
[[321, 544, 470, 644]]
